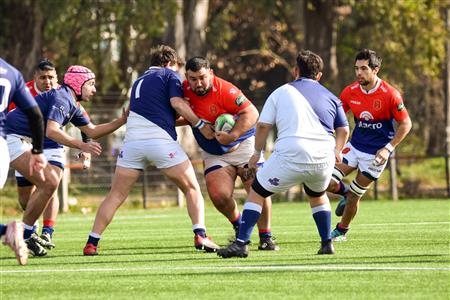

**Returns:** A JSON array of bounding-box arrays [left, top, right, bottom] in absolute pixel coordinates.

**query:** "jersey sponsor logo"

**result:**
[[374, 99, 382, 111], [0, 67, 7, 74], [235, 95, 247, 106], [229, 88, 237, 95], [397, 102, 405, 111], [350, 100, 361, 105], [358, 111, 382, 129]]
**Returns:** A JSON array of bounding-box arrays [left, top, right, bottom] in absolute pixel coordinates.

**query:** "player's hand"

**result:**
[[77, 152, 92, 169], [119, 106, 130, 124], [80, 141, 102, 156], [248, 154, 260, 170], [215, 131, 238, 145], [334, 148, 343, 163], [373, 147, 390, 166], [199, 123, 215, 139], [29, 153, 47, 181]]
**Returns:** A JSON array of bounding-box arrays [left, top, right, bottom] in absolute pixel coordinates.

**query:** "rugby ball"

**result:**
[[214, 113, 235, 133]]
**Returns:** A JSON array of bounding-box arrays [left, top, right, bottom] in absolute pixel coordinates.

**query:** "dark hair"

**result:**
[[150, 45, 180, 67], [296, 50, 323, 79], [36, 59, 55, 72], [185, 56, 210, 72], [355, 49, 382, 69]]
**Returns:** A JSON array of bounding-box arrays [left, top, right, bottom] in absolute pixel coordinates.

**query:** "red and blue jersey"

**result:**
[[340, 79, 409, 154], [0, 58, 38, 138], [183, 75, 255, 155], [6, 85, 90, 147]]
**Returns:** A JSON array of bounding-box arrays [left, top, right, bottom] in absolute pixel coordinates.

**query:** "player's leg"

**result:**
[[0, 136, 28, 265], [162, 158, 220, 252], [239, 167, 278, 250], [84, 166, 140, 255], [205, 165, 240, 231], [332, 149, 387, 241], [40, 148, 66, 244], [10, 150, 60, 257]]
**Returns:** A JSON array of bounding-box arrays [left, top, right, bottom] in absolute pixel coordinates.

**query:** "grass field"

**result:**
[[1, 199, 449, 299]]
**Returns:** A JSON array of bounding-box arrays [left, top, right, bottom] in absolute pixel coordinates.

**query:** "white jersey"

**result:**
[[259, 82, 341, 165]]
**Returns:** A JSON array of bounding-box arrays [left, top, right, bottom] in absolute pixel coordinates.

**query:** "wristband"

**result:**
[[31, 148, 43, 154], [384, 142, 395, 153], [193, 119, 205, 129]]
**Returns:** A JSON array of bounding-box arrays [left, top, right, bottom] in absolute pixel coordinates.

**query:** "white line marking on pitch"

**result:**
[[1, 265, 449, 274]]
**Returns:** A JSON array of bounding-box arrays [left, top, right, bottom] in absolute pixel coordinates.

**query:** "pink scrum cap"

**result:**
[[63, 65, 95, 98]]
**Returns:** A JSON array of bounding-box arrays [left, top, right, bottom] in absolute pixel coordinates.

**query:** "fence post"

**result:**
[[177, 189, 184, 207], [58, 150, 69, 213], [389, 151, 398, 201]]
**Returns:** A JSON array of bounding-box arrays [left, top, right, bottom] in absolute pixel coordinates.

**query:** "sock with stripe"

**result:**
[[87, 232, 101, 247], [312, 203, 332, 242], [23, 223, 35, 240], [258, 229, 272, 240], [192, 224, 206, 238], [42, 219, 55, 237], [237, 202, 262, 243]]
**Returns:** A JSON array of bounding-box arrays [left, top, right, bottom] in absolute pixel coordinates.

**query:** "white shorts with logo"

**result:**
[[256, 151, 334, 194], [342, 142, 388, 180], [0, 137, 9, 189], [202, 136, 264, 172], [116, 139, 188, 170]]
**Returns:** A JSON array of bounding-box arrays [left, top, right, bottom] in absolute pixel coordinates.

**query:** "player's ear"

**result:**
[[315, 72, 322, 81], [293, 67, 299, 79]]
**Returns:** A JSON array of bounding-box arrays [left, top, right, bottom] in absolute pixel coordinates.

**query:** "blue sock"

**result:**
[[42, 226, 54, 237], [312, 204, 332, 242], [259, 230, 272, 239], [23, 223, 35, 240], [336, 182, 349, 196], [237, 202, 262, 243], [87, 232, 101, 246], [0, 224, 6, 236], [193, 228, 206, 238]]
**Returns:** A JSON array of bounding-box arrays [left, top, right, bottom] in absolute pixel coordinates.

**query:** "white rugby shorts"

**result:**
[[256, 151, 334, 194], [0, 137, 9, 189], [116, 139, 188, 169], [7, 134, 32, 163], [203, 136, 264, 172], [341, 142, 388, 180], [15, 147, 66, 178]]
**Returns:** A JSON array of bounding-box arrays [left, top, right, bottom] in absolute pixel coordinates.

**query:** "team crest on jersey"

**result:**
[[373, 99, 382, 111], [209, 105, 218, 116], [229, 88, 237, 95], [0, 67, 7, 74], [397, 102, 405, 111], [359, 111, 373, 121], [235, 95, 247, 106]]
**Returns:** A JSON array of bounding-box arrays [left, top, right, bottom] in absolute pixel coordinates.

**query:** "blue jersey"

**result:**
[[289, 78, 348, 133], [6, 86, 90, 147], [129, 67, 183, 140], [0, 58, 38, 138]]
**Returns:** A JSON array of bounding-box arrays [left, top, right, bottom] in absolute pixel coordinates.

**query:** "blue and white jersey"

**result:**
[[125, 67, 183, 142], [0, 58, 38, 138], [6, 85, 90, 148], [259, 78, 348, 164]]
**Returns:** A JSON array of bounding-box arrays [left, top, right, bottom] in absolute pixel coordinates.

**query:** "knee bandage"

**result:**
[[331, 167, 345, 184], [349, 179, 367, 197]]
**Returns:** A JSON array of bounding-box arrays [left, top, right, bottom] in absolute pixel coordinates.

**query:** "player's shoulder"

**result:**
[[214, 76, 240, 95], [379, 80, 402, 98], [0, 58, 22, 83]]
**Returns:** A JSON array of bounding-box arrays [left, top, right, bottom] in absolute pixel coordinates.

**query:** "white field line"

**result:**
[[1, 264, 449, 274]]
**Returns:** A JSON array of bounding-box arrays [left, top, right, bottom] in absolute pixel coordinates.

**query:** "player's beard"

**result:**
[[194, 86, 211, 96], [358, 78, 370, 86]]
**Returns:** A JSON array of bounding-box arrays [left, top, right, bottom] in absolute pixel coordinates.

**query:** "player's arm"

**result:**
[[170, 96, 214, 139], [334, 126, 350, 163], [46, 120, 102, 156], [78, 106, 128, 139], [175, 115, 190, 126], [248, 121, 272, 169]]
